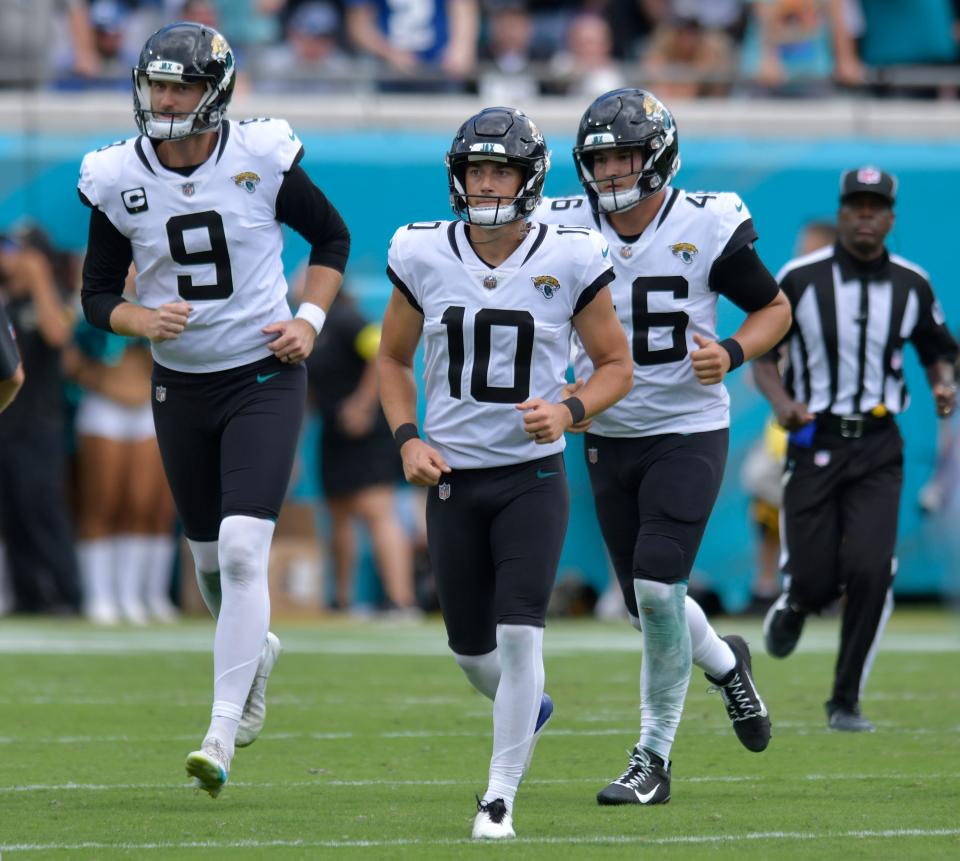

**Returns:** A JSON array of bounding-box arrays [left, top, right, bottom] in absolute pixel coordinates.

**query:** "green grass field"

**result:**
[[0, 609, 957, 860]]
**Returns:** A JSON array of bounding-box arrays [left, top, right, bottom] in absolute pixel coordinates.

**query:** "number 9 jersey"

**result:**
[[387, 220, 614, 469], [535, 188, 756, 437], [78, 118, 303, 373]]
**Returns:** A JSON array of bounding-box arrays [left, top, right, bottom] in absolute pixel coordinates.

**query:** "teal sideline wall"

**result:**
[[1, 129, 957, 610]]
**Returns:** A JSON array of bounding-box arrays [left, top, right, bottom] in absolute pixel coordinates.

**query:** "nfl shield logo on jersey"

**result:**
[[482, 275, 498, 290], [620, 246, 633, 259], [438, 482, 451, 501], [155, 385, 166, 403], [180, 182, 195, 197], [588, 447, 598, 464]]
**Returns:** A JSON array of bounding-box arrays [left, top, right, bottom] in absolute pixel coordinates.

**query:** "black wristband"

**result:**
[[561, 396, 586, 424], [393, 423, 420, 450], [719, 338, 745, 372]]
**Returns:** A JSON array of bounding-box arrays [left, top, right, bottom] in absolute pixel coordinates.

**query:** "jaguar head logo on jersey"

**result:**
[[133, 22, 236, 141], [670, 242, 698, 264], [532, 275, 560, 299], [232, 171, 261, 193], [438, 482, 451, 501]]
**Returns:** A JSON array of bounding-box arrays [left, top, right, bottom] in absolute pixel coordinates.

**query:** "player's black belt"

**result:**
[[815, 412, 895, 440]]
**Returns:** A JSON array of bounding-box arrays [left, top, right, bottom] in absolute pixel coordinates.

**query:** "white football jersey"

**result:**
[[388, 220, 613, 469], [535, 188, 754, 436], [78, 118, 303, 373]]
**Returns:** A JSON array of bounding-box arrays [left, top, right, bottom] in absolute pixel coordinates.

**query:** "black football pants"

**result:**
[[781, 424, 903, 711]]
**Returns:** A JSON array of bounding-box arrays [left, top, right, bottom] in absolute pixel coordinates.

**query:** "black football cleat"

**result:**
[[597, 745, 671, 806], [706, 634, 772, 752]]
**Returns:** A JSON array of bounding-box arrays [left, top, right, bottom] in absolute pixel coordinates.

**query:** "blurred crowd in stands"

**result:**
[[1, 0, 959, 99]]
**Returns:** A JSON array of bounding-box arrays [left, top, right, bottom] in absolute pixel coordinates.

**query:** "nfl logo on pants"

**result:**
[[155, 385, 166, 403], [438, 482, 451, 501]]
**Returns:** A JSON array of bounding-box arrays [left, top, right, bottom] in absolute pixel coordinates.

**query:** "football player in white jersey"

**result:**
[[535, 89, 792, 805], [378, 108, 632, 839], [78, 22, 350, 797]]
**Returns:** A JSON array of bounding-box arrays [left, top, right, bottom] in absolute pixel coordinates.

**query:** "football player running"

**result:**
[[378, 107, 632, 839], [535, 89, 791, 805], [78, 22, 350, 797]]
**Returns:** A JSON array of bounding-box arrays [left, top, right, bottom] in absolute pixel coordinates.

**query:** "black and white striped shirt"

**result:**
[[773, 243, 957, 416]]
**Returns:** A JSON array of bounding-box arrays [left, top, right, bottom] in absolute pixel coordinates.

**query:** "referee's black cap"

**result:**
[[839, 166, 897, 206]]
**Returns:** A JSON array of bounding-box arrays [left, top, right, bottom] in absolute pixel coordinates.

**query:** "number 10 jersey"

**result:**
[[78, 119, 303, 373], [387, 220, 613, 469]]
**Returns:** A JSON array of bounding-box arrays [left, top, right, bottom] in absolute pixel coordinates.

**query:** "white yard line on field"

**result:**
[[1, 772, 954, 794], [0, 624, 956, 656], [2, 829, 959, 852]]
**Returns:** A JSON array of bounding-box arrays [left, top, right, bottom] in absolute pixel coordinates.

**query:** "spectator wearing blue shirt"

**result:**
[[345, 0, 479, 91]]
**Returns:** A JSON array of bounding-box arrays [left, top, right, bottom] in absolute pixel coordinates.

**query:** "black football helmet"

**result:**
[[133, 22, 236, 140], [573, 88, 680, 214], [446, 107, 550, 227]]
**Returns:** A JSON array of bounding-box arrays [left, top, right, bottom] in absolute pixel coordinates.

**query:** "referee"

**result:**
[[753, 167, 958, 732]]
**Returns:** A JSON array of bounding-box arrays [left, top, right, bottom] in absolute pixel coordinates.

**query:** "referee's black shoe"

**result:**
[[826, 702, 876, 733], [706, 635, 771, 752], [763, 593, 807, 658]]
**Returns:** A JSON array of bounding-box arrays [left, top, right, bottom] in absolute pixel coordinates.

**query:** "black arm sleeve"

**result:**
[[80, 204, 133, 332], [275, 164, 351, 273], [708, 242, 780, 312], [0, 303, 21, 378]]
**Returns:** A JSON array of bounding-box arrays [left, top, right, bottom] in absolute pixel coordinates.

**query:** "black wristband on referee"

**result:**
[[393, 423, 420, 450], [561, 396, 586, 424], [719, 338, 745, 372]]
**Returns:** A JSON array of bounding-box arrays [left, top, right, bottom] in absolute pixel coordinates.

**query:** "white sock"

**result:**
[[454, 649, 501, 700], [484, 624, 544, 812], [78, 538, 118, 622], [207, 703, 242, 761], [144, 535, 178, 618], [685, 596, 735, 679], [634, 579, 691, 762], [187, 538, 221, 618], [630, 596, 735, 680], [116, 535, 152, 624], [204, 515, 274, 752]]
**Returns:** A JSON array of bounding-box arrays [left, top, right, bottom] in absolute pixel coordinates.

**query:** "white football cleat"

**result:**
[[185, 737, 230, 798], [235, 632, 282, 748], [472, 798, 515, 839]]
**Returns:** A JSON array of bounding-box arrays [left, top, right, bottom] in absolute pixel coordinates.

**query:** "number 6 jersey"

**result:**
[[536, 188, 757, 437], [78, 118, 303, 373], [387, 220, 614, 469]]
